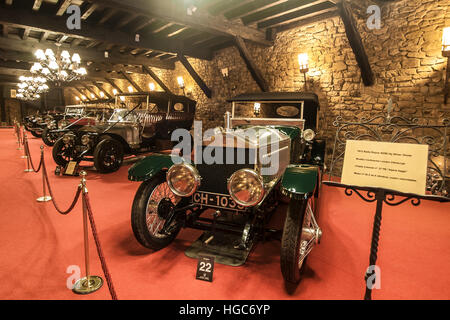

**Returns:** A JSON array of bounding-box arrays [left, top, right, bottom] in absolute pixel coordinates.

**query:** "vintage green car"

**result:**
[[128, 92, 325, 287]]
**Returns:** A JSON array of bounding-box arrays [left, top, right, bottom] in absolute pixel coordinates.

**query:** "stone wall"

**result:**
[[173, 0, 450, 157], [62, 0, 450, 160]]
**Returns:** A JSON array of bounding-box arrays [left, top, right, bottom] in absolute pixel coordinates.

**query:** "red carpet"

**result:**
[[0, 128, 449, 300]]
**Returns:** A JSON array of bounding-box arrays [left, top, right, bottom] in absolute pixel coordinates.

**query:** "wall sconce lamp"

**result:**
[[75, 96, 80, 101], [221, 67, 229, 78], [90, 93, 95, 99], [254, 103, 261, 117], [177, 76, 185, 95], [99, 91, 105, 98], [149, 82, 156, 91], [112, 89, 118, 96], [442, 27, 450, 104], [128, 86, 134, 93], [81, 95, 87, 100], [298, 53, 309, 91]]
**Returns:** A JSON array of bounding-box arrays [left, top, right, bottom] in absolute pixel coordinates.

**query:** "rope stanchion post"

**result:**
[[24, 134, 33, 173], [21, 126, 28, 159], [16, 123, 22, 151], [73, 171, 103, 294], [36, 145, 52, 202]]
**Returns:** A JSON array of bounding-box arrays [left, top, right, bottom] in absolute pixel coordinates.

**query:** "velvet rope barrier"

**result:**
[[24, 136, 43, 173], [83, 193, 118, 300]]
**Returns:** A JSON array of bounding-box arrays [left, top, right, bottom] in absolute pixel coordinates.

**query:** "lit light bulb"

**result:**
[[298, 53, 309, 73], [81, 95, 86, 100], [149, 83, 155, 91], [49, 61, 58, 70], [128, 86, 133, 93], [72, 53, 81, 63], [75, 96, 80, 101], [443, 27, 450, 55], [99, 91, 105, 98], [177, 76, 185, 88], [45, 49, 54, 57], [61, 50, 70, 59], [254, 103, 261, 116], [120, 96, 125, 101], [90, 94, 95, 99], [112, 89, 118, 95], [35, 49, 45, 60]]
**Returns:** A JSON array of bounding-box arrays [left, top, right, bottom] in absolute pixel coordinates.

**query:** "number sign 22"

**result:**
[[196, 256, 214, 282]]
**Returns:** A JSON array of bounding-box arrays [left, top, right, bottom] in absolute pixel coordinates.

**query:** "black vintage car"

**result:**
[[128, 92, 325, 288], [42, 104, 114, 146], [24, 110, 63, 138], [52, 92, 196, 173]]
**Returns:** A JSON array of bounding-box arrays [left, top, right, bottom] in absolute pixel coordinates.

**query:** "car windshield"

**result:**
[[233, 101, 302, 119], [108, 109, 139, 122]]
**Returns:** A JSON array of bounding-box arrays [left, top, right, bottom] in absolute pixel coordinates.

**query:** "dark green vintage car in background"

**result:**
[[127, 92, 325, 289]]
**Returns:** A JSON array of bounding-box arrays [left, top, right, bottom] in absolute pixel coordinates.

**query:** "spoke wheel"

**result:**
[[281, 197, 321, 286], [52, 138, 74, 167], [131, 173, 184, 251], [42, 128, 60, 146]]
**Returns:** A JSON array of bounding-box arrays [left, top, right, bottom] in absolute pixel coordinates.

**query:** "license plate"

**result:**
[[192, 192, 246, 211]]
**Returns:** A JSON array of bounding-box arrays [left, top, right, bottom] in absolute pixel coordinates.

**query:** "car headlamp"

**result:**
[[58, 120, 68, 129], [303, 129, 315, 142], [48, 121, 56, 129], [62, 133, 75, 145], [81, 134, 91, 146], [167, 163, 201, 197], [227, 169, 265, 207]]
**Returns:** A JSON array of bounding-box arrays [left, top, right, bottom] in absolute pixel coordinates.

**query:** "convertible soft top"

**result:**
[[227, 92, 319, 109]]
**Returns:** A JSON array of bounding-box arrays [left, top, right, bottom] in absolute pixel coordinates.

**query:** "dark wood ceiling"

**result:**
[[0, 0, 339, 91]]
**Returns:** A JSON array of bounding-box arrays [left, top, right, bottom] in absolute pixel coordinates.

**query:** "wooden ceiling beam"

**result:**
[[91, 81, 112, 98], [0, 35, 175, 71], [177, 53, 212, 98], [0, 6, 211, 61], [104, 78, 123, 94], [257, 1, 336, 28], [21, 27, 30, 40], [224, 0, 287, 21], [98, 8, 118, 25], [88, 0, 271, 46], [337, 0, 374, 86], [120, 71, 143, 92], [81, 3, 99, 20], [32, 0, 43, 11], [83, 85, 101, 99], [234, 36, 268, 92], [116, 12, 139, 29], [56, 0, 73, 16], [142, 65, 172, 94], [39, 31, 49, 42]]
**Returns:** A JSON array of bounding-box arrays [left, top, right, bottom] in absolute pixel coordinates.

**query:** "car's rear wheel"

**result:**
[[280, 196, 321, 285], [131, 174, 183, 251], [52, 138, 73, 167], [93, 137, 124, 173], [42, 128, 60, 146]]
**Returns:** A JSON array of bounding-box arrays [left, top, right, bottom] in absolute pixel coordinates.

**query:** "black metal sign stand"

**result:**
[[323, 181, 450, 300]]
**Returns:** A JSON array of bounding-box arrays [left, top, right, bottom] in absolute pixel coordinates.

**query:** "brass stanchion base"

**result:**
[[21, 155, 28, 159], [72, 276, 103, 295], [24, 169, 33, 172], [36, 196, 52, 202]]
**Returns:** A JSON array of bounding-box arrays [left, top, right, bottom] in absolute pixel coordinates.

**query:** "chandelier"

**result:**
[[30, 45, 87, 84], [16, 76, 49, 101]]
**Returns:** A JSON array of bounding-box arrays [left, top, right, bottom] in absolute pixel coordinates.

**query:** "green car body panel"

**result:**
[[128, 153, 182, 182], [281, 165, 318, 197]]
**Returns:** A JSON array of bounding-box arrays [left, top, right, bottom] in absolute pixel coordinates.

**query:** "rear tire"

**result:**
[[42, 128, 59, 146], [280, 197, 311, 285], [131, 174, 183, 251], [93, 137, 124, 173], [52, 138, 73, 167]]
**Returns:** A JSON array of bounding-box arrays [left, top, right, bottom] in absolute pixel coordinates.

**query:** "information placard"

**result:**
[[196, 256, 214, 282], [341, 140, 429, 195]]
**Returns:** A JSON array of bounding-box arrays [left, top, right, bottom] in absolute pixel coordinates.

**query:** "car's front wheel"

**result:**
[[29, 129, 42, 138], [280, 196, 321, 286], [93, 137, 124, 173], [52, 138, 73, 167], [42, 128, 60, 146], [131, 174, 183, 251]]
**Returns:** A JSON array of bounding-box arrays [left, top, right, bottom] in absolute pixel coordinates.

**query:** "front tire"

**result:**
[[131, 174, 183, 251], [280, 197, 315, 285], [30, 130, 42, 138], [93, 137, 124, 173]]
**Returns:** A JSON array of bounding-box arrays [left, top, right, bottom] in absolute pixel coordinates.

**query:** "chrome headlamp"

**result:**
[[167, 163, 201, 197], [47, 121, 57, 129], [227, 169, 265, 207], [58, 120, 68, 129], [302, 129, 315, 142], [62, 133, 75, 145], [81, 134, 91, 146]]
